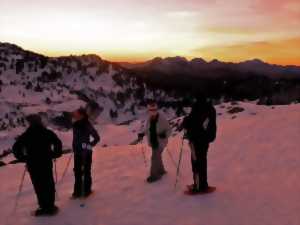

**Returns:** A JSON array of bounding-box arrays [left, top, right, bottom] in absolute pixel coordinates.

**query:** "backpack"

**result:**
[[205, 107, 217, 143]]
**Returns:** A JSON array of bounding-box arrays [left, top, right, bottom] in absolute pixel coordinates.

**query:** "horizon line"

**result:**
[[1, 41, 300, 67]]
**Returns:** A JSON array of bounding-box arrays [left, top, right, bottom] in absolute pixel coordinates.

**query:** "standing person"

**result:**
[[138, 100, 172, 183], [182, 95, 217, 194], [72, 108, 100, 198], [12, 114, 62, 216]]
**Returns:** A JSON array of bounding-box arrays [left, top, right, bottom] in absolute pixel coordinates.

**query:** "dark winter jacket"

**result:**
[[182, 102, 217, 144], [72, 118, 100, 153], [12, 124, 63, 168]]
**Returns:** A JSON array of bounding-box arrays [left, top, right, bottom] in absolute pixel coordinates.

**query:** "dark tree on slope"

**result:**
[[10, 58, 15, 69], [38, 70, 62, 83], [116, 92, 126, 106], [25, 81, 33, 90], [130, 104, 136, 116], [0, 63, 6, 71], [39, 57, 48, 69], [109, 109, 118, 119], [34, 83, 43, 92], [45, 97, 51, 104], [16, 60, 24, 74], [28, 63, 33, 72], [34, 62, 38, 72]]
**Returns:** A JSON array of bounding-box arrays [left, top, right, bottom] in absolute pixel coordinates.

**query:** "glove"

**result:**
[[82, 143, 93, 151], [87, 144, 93, 151], [183, 133, 188, 139], [158, 132, 167, 139], [138, 133, 145, 139]]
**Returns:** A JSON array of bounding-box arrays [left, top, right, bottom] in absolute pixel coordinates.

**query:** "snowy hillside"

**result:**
[[0, 102, 299, 225], [0, 42, 178, 135]]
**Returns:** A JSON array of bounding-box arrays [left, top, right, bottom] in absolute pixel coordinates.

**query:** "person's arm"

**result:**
[[49, 131, 63, 159], [179, 116, 191, 139], [88, 123, 100, 147], [178, 116, 188, 132], [12, 135, 27, 162]]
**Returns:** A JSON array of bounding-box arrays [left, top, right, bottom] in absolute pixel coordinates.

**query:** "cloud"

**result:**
[[205, 27, 260, 35], [251, 0, 300, 24], [166, 11, 199, 19]]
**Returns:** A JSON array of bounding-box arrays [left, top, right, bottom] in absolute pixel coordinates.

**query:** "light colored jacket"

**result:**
[[143, 113, 172, 149]]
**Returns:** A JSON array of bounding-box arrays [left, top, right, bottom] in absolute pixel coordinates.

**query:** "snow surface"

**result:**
[[0, 102, 300, 225]]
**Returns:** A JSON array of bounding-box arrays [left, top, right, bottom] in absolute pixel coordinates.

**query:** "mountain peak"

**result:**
[[150, 57, 163, 63], [0, 42, 25, 52], [209, 59, 223, 65], [165, 56, 188, 62], [241, 58, 266, 65], [190, 58, 207, 64]]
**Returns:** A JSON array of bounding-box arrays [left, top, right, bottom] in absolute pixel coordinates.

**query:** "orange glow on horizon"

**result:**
[[1, 0, 299, 66], [195, 37, 300, 66], [16, 38, 300, 66]]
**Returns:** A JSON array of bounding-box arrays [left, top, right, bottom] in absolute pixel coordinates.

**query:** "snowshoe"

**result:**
[[159, 170, 167, 176], [83, 190, 93, 198], [32, 206, 59, 217], [71, 192, 82, 199], [146, 176, 161, 183], [186, 184, 195, 191], [184, 186, 216, 195]]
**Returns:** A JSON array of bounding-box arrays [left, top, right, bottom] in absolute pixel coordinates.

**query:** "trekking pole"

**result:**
[[54, 159, 59, 200], [59, 152, 73, 184], [12, 165, 27, 215], [165, 147, 180, 174], [174, 136, 185, 189], [54, 159, 58, 183], [5, 166, 27, 225], [141, 143, 148, 168]]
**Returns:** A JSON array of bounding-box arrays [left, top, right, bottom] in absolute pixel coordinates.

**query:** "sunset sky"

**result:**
[[1, 0, 300, 65]]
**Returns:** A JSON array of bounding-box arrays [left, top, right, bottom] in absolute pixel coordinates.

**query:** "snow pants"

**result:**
[[150, 145, 166, 178], [27, 162, 56, 209], [189, 141, 209, 190], [73, 151, 93, 195]]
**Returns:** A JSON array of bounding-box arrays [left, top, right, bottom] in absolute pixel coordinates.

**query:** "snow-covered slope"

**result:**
[[0, 102, 299, 225], [0, 42, 184, 155], [0, 42, 178, 136]]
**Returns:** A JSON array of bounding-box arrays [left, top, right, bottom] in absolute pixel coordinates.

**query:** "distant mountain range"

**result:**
[[119, 56, 300, 79], [1, 41, 299, 79]]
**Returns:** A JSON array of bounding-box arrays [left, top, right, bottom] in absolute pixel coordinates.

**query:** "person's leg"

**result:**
[[28, 163, 56, 210], [198, 148, 208, 190], [83, 152, 93, 194], [41, 164, 56, 209], [189, 142, 198, 189], [150, 148, 161, 178], [28, 166, 44, 209], [150, 148, 156, 177], [73, 153, 83, 196], [157, 146, 166, 175], [194, 143, 209, 190]]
